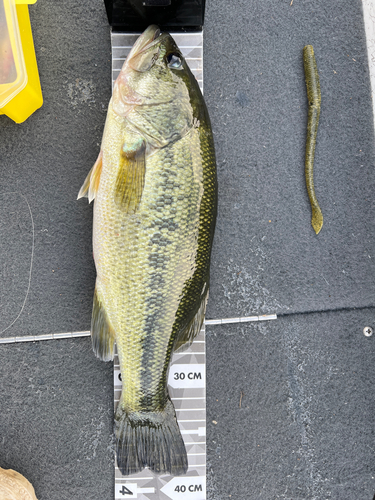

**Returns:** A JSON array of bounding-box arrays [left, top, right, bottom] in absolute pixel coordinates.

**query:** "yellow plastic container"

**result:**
[[0, 0, 42, 123]]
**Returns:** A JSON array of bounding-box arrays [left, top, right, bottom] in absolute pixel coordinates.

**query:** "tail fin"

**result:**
[[115, 399, 188, 476]]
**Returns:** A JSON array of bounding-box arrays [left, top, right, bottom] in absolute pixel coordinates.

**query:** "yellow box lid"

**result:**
[[0, 0, 27, 108]]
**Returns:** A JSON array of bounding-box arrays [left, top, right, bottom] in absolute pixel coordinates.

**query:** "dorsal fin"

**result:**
[[114, 138, 146, 213], [77, 151, 103, 203]]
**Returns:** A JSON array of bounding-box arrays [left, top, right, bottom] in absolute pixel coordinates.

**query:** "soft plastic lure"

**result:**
[[303, 44, 323, 234]]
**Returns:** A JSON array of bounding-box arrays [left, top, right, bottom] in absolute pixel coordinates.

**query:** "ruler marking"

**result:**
[[112, 45, 202, 50], [175, 408, 206, 412], [181, 442, 206, 445], [115, 477, 154, 481], [178, 419, 206, 423], [172, 397, 206, 400], [0, 325, 277, 342], [173, 352, 205, 356], [0, 313, 277, 344]]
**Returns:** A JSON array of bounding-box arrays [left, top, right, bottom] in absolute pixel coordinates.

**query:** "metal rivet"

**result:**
[[363, 327, 373, 337]]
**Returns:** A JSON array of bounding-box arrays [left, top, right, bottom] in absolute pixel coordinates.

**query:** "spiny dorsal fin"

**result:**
[[91, 285, 115, 361], [77, 151, 103, 203], [173, 286, 209, 352], [114, 138, 146, 213]]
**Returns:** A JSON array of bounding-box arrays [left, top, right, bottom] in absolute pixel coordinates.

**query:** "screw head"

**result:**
[[363, 327, 373, 337]]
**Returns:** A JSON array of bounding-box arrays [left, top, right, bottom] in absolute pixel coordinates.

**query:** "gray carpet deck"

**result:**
[[0, 0, 374, 498]]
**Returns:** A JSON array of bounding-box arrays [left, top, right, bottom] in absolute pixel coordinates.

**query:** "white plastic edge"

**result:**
[[362, 0, 375, 126]]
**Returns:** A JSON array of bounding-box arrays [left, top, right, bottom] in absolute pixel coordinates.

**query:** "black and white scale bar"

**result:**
[[110, 30, 206, 499], [113, 325, 207, 499]]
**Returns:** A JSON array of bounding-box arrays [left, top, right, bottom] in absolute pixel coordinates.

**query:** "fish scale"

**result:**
[[96, 120, 205, 408]]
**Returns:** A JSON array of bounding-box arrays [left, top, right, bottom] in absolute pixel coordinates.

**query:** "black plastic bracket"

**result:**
[[103, 0, 205, 32]]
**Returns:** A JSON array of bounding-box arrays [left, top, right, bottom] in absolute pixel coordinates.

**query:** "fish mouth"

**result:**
[[127, 25, 168, 61], [149, 25, 161, 41], [113, 25, 172, 114]]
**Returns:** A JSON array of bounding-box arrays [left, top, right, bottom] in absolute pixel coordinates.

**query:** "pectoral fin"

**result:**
[[77, 151, 103, 203], [173, 287, 208, 352], [114, 138, 146, 213]]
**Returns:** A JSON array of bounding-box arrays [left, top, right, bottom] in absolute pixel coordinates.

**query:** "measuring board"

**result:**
[[114, 328, 206, 500], [111, 32, 206, 500]]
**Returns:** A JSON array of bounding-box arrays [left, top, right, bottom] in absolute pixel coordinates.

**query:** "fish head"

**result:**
[[113, 25, 201, 147]]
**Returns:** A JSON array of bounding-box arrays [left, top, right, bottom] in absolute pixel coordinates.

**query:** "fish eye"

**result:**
[[166, 53, 182, 69]]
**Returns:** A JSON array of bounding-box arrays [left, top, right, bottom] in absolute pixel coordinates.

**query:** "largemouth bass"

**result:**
[[78, 25, 217, 476]]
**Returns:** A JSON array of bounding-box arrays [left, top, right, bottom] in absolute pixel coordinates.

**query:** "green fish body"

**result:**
[[78, 26, 217, 476]]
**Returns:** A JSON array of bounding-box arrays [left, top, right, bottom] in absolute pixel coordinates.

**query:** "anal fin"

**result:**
[[91, 286, 115, 361], [173, 287, 208, 352], [114, 138, 146, 213]]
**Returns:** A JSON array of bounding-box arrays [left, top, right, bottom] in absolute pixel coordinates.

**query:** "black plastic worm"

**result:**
[[303, 45, 323, 234]]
